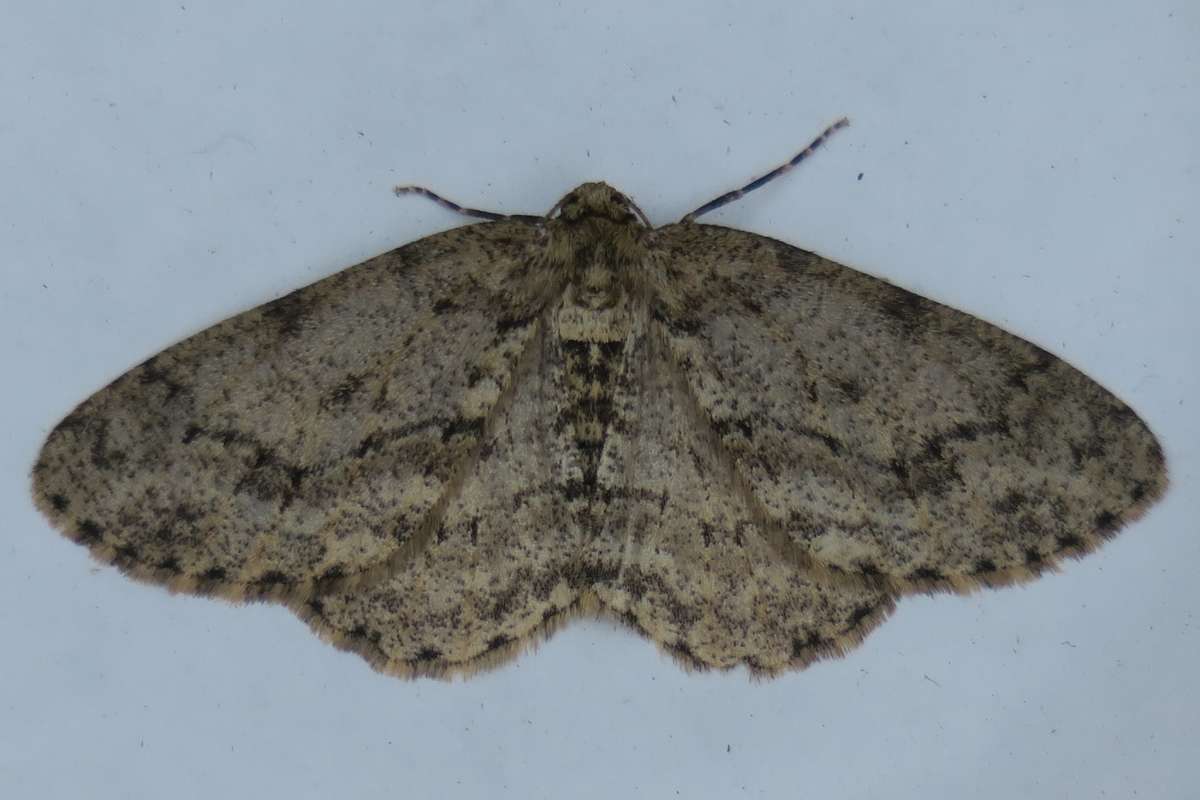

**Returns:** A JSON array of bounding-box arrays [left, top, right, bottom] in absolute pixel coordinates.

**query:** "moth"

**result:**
[[32, 120, 1166, 677]]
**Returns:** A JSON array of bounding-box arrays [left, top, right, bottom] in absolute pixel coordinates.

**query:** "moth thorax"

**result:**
[[556, 283, 632, 343], [568, 262, 624, 310]]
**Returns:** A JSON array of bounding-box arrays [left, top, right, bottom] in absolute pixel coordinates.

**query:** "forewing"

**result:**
[[647, 224, 1166, 590], [591, 325, 893, 674], [32, 221, 556, 599]]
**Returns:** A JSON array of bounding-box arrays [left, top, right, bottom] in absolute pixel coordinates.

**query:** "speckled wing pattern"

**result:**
[[297, 319, 590, 675], [31, 180, 1167, 680], [591, 327, 893, 674], [646, 225, 1167, 592], [33, 221, 555, 601]]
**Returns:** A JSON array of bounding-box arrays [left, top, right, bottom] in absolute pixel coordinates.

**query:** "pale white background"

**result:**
[[2, 2, 1197, 798]]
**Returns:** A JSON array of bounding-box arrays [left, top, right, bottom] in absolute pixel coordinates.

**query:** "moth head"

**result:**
[[551, 182, 650, 227]]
